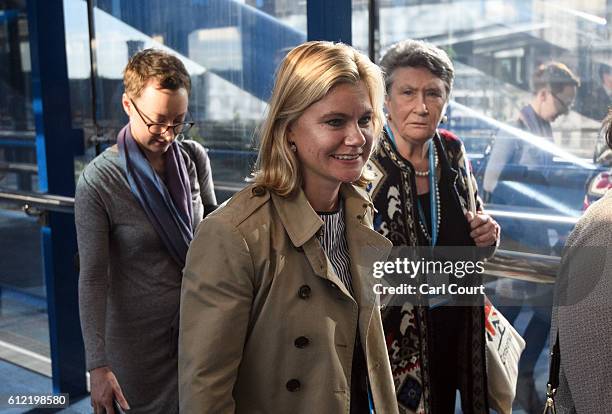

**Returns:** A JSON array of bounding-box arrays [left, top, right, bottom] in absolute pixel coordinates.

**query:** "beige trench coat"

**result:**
[[179, 183, 399, 414]]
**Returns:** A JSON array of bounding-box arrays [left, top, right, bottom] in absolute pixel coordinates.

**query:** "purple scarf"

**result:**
[[117, 124, 193, 267]]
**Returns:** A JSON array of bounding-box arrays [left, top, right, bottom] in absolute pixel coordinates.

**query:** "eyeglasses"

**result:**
[[129, 98, 194, 137], [550, 91, 574, 115]]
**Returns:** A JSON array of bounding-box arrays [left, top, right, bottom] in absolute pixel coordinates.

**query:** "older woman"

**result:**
[[179, 41, 399, 413], [75, 49, 216, 414], [366, 40, 500, 413]]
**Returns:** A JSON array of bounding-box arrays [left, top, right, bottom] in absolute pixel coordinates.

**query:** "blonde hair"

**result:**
[[252, 41, 385, 197]]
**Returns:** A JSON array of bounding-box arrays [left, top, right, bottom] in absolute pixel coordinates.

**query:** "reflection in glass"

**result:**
[[0, 4, 37, 192], [373, 2, 610, 412], [64, 0, 307, 196]]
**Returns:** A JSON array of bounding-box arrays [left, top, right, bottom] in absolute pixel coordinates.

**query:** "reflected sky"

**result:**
[[501, 180, 582, 217], [64, 0, 206, 79]]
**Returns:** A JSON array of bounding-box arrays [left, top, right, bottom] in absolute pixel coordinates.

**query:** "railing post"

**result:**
[[26, 0, 86, 396]]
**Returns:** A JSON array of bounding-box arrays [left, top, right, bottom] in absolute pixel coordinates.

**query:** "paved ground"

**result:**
[[0, 310, 547, 414], [0, 360, 90, 413], [0, 210, 548, 413]]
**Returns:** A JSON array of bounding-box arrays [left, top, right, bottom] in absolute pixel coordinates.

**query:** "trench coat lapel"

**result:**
[[270, 189, 322, 247], [270, 188, 355, 300], [340, 184, 393, 342]]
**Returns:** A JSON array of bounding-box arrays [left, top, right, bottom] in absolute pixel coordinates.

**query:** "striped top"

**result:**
[[317, 206, 354, 296]]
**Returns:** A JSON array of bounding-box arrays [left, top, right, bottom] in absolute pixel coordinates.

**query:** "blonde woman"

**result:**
[[179, 41, 399, 413]]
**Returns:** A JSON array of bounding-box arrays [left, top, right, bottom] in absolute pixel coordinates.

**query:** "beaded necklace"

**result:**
[[413, 151, 439, 176], [384, 124, 440, 246], [416, 141, 440, 246], [384, 124, 438, 176]]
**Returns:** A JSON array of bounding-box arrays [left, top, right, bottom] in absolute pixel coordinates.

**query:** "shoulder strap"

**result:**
[[545, 331, 560, 410], [548, 331, 560, 389], [178, 140, 196, 164], [178, 140, 218, 217]]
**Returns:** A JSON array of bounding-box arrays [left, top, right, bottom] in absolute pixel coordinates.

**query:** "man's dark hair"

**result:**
[[532, 62, 580, 94]]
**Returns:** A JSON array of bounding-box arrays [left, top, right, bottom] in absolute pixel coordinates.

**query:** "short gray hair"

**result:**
[[379, 39, 454, 98]]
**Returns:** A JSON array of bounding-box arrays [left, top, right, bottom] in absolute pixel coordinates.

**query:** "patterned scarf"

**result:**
[[117, 124, 194, 267]]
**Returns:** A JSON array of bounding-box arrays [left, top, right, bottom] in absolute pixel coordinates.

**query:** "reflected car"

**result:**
[[584, 124, 612, 209], [448, 104, 604, 256]]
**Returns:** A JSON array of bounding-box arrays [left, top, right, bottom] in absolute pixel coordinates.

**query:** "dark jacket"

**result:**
[[366, 128, 491, 414]]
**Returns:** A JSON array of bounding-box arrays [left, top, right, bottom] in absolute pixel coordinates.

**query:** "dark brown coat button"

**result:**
[[294, 336, 310, 348], [251, 186, 266, 196], [286, 379, 301, 392], [298, 285, 311, 299]]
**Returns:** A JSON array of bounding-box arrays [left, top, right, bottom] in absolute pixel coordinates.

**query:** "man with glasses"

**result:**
[[484, 61, 580, 202], [75, 49, 216, 414], [482, 62, 579, 412]]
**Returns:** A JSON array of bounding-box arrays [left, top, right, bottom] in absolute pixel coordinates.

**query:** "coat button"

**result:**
[[251, 185, 266, 196], [294, 336, 310, 348], [286, 379, 301, 392], [297, 285, 311, 299]]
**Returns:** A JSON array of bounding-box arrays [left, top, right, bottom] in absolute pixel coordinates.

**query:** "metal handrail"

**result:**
[[0, 188, 74, 214], [0, 161, 37, 173], [0, 186, 562, 282], [485, 249, 560, 284]]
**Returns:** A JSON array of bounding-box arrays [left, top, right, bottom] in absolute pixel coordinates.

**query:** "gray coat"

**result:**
[[550, 189, 612, 413], [75, 141, 215, 413]]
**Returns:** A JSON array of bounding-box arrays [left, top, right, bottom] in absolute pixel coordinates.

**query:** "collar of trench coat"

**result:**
[[270, 183, 393, 350]]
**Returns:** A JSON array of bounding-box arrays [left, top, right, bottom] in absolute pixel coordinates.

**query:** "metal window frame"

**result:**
[[307, 0, 352, 43], [26, 0, 86, 395]]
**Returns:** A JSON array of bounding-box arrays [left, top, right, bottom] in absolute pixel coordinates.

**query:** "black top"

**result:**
[[418, 175, 478, 412]]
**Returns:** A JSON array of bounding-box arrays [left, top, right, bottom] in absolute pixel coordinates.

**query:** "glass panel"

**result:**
[[352, 0, 370, 55], [0, 1, 50, 372], [0, 205, 49, 368], [377, 1, 610, 412], [0, 3, 37, 192], [64, 0, 307, 201]]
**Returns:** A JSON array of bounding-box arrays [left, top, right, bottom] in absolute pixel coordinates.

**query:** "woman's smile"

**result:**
[[331, 152, 362, 161]]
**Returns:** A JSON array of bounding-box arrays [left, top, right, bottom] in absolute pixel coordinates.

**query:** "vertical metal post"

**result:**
[[307, 0, 352, 44], [368, 0, 380, 63], [26, 0, 87, 396], [86, 0, 103, 156]]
